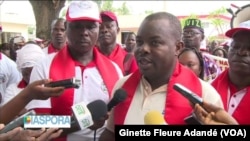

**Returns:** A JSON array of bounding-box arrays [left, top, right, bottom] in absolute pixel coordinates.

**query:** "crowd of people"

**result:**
[[0, 0, 249, 141]]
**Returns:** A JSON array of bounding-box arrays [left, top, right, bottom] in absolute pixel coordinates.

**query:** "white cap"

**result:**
[[66, 1, 101, 23]]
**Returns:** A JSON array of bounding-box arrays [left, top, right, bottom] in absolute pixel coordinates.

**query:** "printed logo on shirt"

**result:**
[[101, 81, 108, 93], [0, 74, 7, 84]]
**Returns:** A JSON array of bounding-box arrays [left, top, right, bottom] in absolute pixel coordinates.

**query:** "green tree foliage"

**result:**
[[95, 0, 130, 15], [101, 0, 115, 12], [144, 10, 154, 15], [207, 7, 227, 36], [116, 2, 130, 15]]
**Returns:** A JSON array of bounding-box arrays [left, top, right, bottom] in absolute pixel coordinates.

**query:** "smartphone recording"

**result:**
[[45, 78, 81, 89], [173, 83, 203, 105]]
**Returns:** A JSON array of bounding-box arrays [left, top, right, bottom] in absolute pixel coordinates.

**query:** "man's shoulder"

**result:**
[[199, 78, 212, 88], [114, 74, 133, 89], [199, 78, 220, 96]]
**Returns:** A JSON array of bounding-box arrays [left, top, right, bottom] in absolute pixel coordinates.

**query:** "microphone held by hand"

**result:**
[[87, 100, 107, 121], [107, 88, 127, 111], [71, 100, 107, 130]]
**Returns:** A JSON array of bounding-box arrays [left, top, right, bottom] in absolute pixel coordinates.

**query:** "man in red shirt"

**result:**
[[212, 20, 250, 124], [43, 18, 67, 54], [98, 11, 138, 75]]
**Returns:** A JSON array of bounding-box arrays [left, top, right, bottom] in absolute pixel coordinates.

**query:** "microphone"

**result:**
[[87, 100, 107, 121], [0, 110, 36, 133], [71, 100, 107, 130], [144, 110, 167, 125], [107, 88, 127, 111]]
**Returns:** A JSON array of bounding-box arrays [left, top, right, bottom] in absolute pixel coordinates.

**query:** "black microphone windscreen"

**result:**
[[87, 100, 107, 121], [107, 88, 127, 111], [112, 88, 127, 103]]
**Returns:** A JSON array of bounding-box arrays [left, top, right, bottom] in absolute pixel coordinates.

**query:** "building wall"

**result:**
[[1, 22, 29, 43], [117, 14, 148, 44], [0, 1, 35, 43]]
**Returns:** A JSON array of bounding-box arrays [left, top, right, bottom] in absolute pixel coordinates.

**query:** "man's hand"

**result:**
[[194, 101, 238, 125], [88, 114, 109, 130], [35, 128, 63, 141], [24, 79, 65, 100], [9, 128, 45, 141], [0, 125, 63, 141], [0, 124, 22, 141]]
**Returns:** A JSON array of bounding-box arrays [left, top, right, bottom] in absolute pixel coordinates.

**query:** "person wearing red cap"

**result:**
[[98, 11, 138, 75], [212, 20, 250, 124], [26, 1, 123, 141], [43, 18, 67, 54]]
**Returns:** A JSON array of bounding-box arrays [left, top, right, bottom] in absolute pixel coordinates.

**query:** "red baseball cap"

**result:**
[[100, 11, 119, 26], [66, 1, 101, 23], [225, 20, 250, 38]]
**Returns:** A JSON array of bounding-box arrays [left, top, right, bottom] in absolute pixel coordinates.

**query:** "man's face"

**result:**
[[228, 31, 250, 75], [51, 21, 66, 45], [182, 27, 203, 50], [66, 21, 99, 53], [99, 16, 119, 46], [14, 42, 25, 51], [125, 34, 136, 52], [135, 19, 180, 79]]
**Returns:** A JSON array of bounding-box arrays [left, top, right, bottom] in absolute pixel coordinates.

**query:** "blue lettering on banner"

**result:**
[[24, 115, 71, 128]]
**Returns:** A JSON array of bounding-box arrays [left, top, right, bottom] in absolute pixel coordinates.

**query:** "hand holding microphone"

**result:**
[[70, 88, 127, 132], [71, 100, 107, 131], [87, 100, 108, 130], [87, 88, 128, 130], [194, 101, 238, 125], [144, 110, 167, 125], [61, 100, 108, 136]]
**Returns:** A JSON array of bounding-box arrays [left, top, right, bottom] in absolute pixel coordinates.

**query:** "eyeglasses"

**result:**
[[182, 31, 201, 36]]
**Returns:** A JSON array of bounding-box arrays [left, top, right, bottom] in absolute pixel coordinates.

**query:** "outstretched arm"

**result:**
[[0, 79, 64, 124]]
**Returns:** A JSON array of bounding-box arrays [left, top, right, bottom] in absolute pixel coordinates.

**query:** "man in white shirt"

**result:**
[[26, 1, 123, 141], [0, 53, 21, 104]]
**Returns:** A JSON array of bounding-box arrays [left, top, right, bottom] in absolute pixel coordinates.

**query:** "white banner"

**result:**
[[203, 53, 229, 71]]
